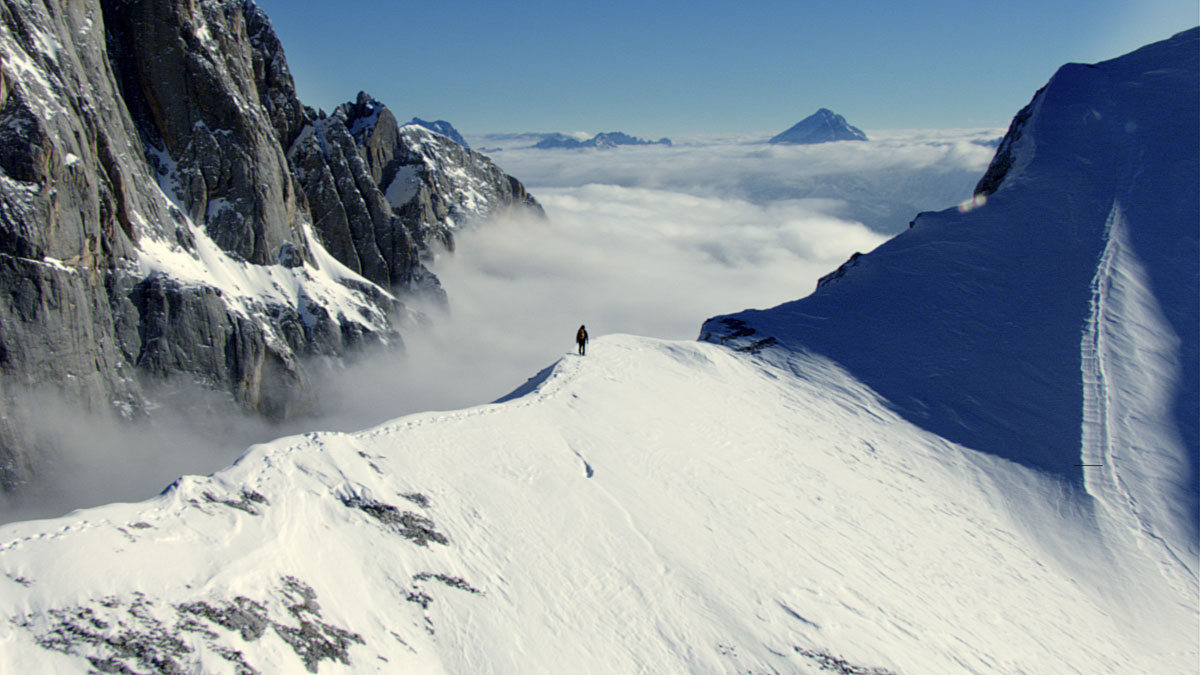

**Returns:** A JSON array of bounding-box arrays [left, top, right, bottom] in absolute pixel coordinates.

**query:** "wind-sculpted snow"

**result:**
[[1080, 203, 1197, 586], [702, 28, 1199, 551], [2, 10, 1195, 673], [0, 336, 1192, 673]]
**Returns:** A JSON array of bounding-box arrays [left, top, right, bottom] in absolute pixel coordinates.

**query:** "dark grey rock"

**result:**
[[334, 93, 544, 257], [793, 646, 899, 674], [202, 487, 269, 515], [285, 91, 544, 293], [274, 576, 365, 674], [974, 89, 1042, 197], [287, 100, 427, 292], [412, 572, 483, 595], [22, 578, 363, 674], [0, 0, 540, 491], [179, 596, 271, 642], [341, 493, 449, 546]]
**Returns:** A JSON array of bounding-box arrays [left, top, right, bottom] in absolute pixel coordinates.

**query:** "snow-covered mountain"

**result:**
[[291, 93, 542, 257], [0, 1, 539, 487], [705, 27, 1199, 558], [409, 118, 470, 150], [3, 334, 1192, 674], [532, 131, 673, 149], [769, 109, 869, 144], [0, 23, 1195, 675]]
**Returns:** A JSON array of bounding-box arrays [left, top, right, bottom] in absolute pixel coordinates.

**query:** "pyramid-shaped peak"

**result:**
[[769, 109, 868, 144]]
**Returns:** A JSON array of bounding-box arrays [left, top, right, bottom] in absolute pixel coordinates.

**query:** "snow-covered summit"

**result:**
[[532, 131, 672, 149], [0, 20, 1195, 675], [768, 108, 869, 144], [409, 118, 470, 149], [1, 335, 1193, 673], [706, 27, 1199, 566]]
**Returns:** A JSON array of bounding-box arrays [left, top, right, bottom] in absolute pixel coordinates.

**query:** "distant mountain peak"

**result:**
[[769, 109, 868, 144], [410, 117, 470, 149], [533, 131, 672, 150], [710, 28, 1199, 514]]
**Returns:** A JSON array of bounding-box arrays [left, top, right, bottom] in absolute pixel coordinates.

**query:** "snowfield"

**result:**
[[702, 25, 1198, 572], [0, 23, 1195, 675], [1, 336, 1192, 674]]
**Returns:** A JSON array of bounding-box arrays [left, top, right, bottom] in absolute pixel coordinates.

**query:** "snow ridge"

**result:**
[[1081, 202, 1197, 582], [2, 336, 1192, 673]]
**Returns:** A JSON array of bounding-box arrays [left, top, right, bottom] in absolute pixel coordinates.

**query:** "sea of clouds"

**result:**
[[317, 129, 1003, 430], [0, 129, 1003, 523], [480, 130, 1002, 233], [381, 126, 993, 393]]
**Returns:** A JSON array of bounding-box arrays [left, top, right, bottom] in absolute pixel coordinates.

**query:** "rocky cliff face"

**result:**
[[289, 92, 542, 285], [383, 113, 544, 252], [0, 0, 540, 489]]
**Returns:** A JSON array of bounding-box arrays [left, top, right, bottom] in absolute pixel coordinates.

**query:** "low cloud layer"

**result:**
[[475, 129, 1002, 233], [299, 185, 891, 441], [0, 384, 280, 524], [1, 130, 999, 523]]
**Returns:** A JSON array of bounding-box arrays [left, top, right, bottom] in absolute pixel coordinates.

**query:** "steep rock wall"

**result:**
[[0, 0, 540, 488]]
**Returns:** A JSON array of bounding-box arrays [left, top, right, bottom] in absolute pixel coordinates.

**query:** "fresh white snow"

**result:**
[[1081, 202, 1197, 590], [1, 336, 1191, 674], [135, 218, 393, 339], [0, 15, 1194, 675]]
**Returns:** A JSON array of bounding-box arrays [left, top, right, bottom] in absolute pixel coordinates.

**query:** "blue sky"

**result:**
[[253, 0, 1197, 136]]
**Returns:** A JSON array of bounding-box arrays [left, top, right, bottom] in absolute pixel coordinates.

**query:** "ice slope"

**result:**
[[704, 28, 1199, 560], [1, 335, 1194, 674]]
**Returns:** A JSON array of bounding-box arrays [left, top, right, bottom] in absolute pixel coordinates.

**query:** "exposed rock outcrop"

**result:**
[[383, 115, 544, 253], [102, 0, 312, 267], [0, 0, 541, 488], [972, 88, 1042, 197], [288, 92, 542, 291]]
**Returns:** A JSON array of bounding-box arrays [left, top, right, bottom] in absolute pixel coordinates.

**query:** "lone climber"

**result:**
[[576, 325, 588, 356]]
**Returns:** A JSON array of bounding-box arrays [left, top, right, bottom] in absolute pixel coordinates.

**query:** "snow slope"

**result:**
[[1, 336, 1193, 674], [0, 26, 1195, 675], [769, 109, 869, 144], [704, 28, 1199, 563]]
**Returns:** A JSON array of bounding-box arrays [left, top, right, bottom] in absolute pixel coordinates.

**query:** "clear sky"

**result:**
[[252, 0, 1197, 136]]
